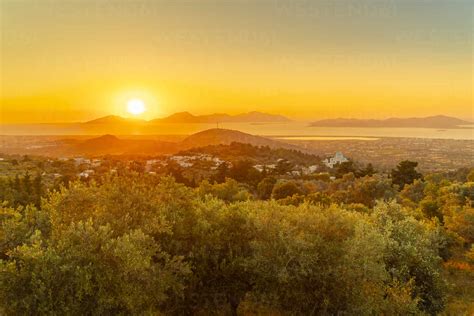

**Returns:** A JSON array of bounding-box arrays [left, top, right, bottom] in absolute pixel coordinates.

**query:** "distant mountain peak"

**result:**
[[85, 115, 121, 123], [310, 115, 471, 128], [173, 111, 194, 116], [153, 111, 291, 124], [84, 115, 145, 124], [96, 134, 119, 141], [81, 134, 121, 145]]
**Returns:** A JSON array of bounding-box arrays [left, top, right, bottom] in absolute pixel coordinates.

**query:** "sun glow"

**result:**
[[127, 98, 146, 115]]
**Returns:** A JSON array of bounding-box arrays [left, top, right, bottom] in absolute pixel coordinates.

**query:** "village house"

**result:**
[[73, 157, 91, 166], [253, 164, 277, 172], [91, 159, 102, 167], [302, 165, 319, 175], [78, 169, 95, 178]]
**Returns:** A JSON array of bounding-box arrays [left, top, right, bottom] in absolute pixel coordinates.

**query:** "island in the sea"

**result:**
[[310, 115, 472, 129]]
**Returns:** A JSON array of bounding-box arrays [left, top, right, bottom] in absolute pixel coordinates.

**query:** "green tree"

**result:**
[[0, 204, 51, 260], [400, 179, 426, 208], [391, 160, 422, 190], [256, 177, 277, 200], [335, 161, 356, 178], [275, 159, 293, 175], [213, 162, 229, 183], [305, 191, 332, 206], [229, 160, 262, 186], [165, 160, 189, 185], [129, 160, 145, 173], [467, 168, 474, 182], [371, 202, 446, 314], [248, 203, 420, 314], [32, 173, 43, 207], [197, 178, 252, 203], [1, 221, 189, 315], [23, 172, 32, 195], [349, 176, 396, 207], [444, 205, 474, 245], [419, 197, 443, 221], [176, 198, 256, 315], [271, 181, 302, 200], [357, 163, 376, 177]]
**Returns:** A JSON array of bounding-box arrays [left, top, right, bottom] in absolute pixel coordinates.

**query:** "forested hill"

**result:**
[[179, 128, 301, 151], [179, 142, 320, 165]]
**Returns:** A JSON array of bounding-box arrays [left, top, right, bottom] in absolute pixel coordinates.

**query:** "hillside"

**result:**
[[69, 135, 177, 155], [179, 128, 301, 151], [180, 142, 320, 165], [310, 115, 472, 128]]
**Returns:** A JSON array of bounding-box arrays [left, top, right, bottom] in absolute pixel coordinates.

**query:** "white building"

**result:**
[[78, 169, 95, 178], [91, 159, 102, 167], [145, 159, 161, 172], [323, 152, 348, 169], [302, 165, 319, 175], [168, 154, 225, 169], [74, 157, 91, 166], [253, 164, 278, 172], [253, 164, 265, 172]]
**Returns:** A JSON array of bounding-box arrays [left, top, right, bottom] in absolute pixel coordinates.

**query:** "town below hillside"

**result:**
[[0, 137, 472, 192], [1, 128, 472, 171], [280, 136, 474, 171]]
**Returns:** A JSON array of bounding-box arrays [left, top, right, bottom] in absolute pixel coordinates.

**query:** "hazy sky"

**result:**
[[1, 0, 472, 123]]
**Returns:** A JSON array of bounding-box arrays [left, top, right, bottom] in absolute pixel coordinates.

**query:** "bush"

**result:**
[[271, 180, 302, 200]]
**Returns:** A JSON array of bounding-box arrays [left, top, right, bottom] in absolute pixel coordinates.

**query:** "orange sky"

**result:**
[[1, 0, 472, 123]]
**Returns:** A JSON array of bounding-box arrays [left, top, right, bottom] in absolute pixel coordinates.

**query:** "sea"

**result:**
[[1, 122, 473, 140]]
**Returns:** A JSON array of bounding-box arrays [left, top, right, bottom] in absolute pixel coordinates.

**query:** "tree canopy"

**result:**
[[1, 173, 460, 314]]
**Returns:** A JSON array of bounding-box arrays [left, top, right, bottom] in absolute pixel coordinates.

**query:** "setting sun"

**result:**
[[1, 2, 473, 314], [127, 99, 146, 115]]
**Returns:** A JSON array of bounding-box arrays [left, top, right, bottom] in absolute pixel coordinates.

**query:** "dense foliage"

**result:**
[[1, 165, 473, 315], [180, 142, 320, 167]]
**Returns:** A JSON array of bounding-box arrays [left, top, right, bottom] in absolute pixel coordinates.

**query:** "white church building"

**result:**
[[323, 152, 348, 168]]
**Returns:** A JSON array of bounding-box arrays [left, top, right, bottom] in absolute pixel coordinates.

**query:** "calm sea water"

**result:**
[[1, 122, 473, 140]]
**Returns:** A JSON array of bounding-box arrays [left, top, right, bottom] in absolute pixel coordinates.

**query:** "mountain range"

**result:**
[[85, 111, 291, 125], [310, 115, 472, 128]]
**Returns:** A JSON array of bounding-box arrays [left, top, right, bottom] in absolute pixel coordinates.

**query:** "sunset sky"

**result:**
[[1, 0, 472, 123]]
